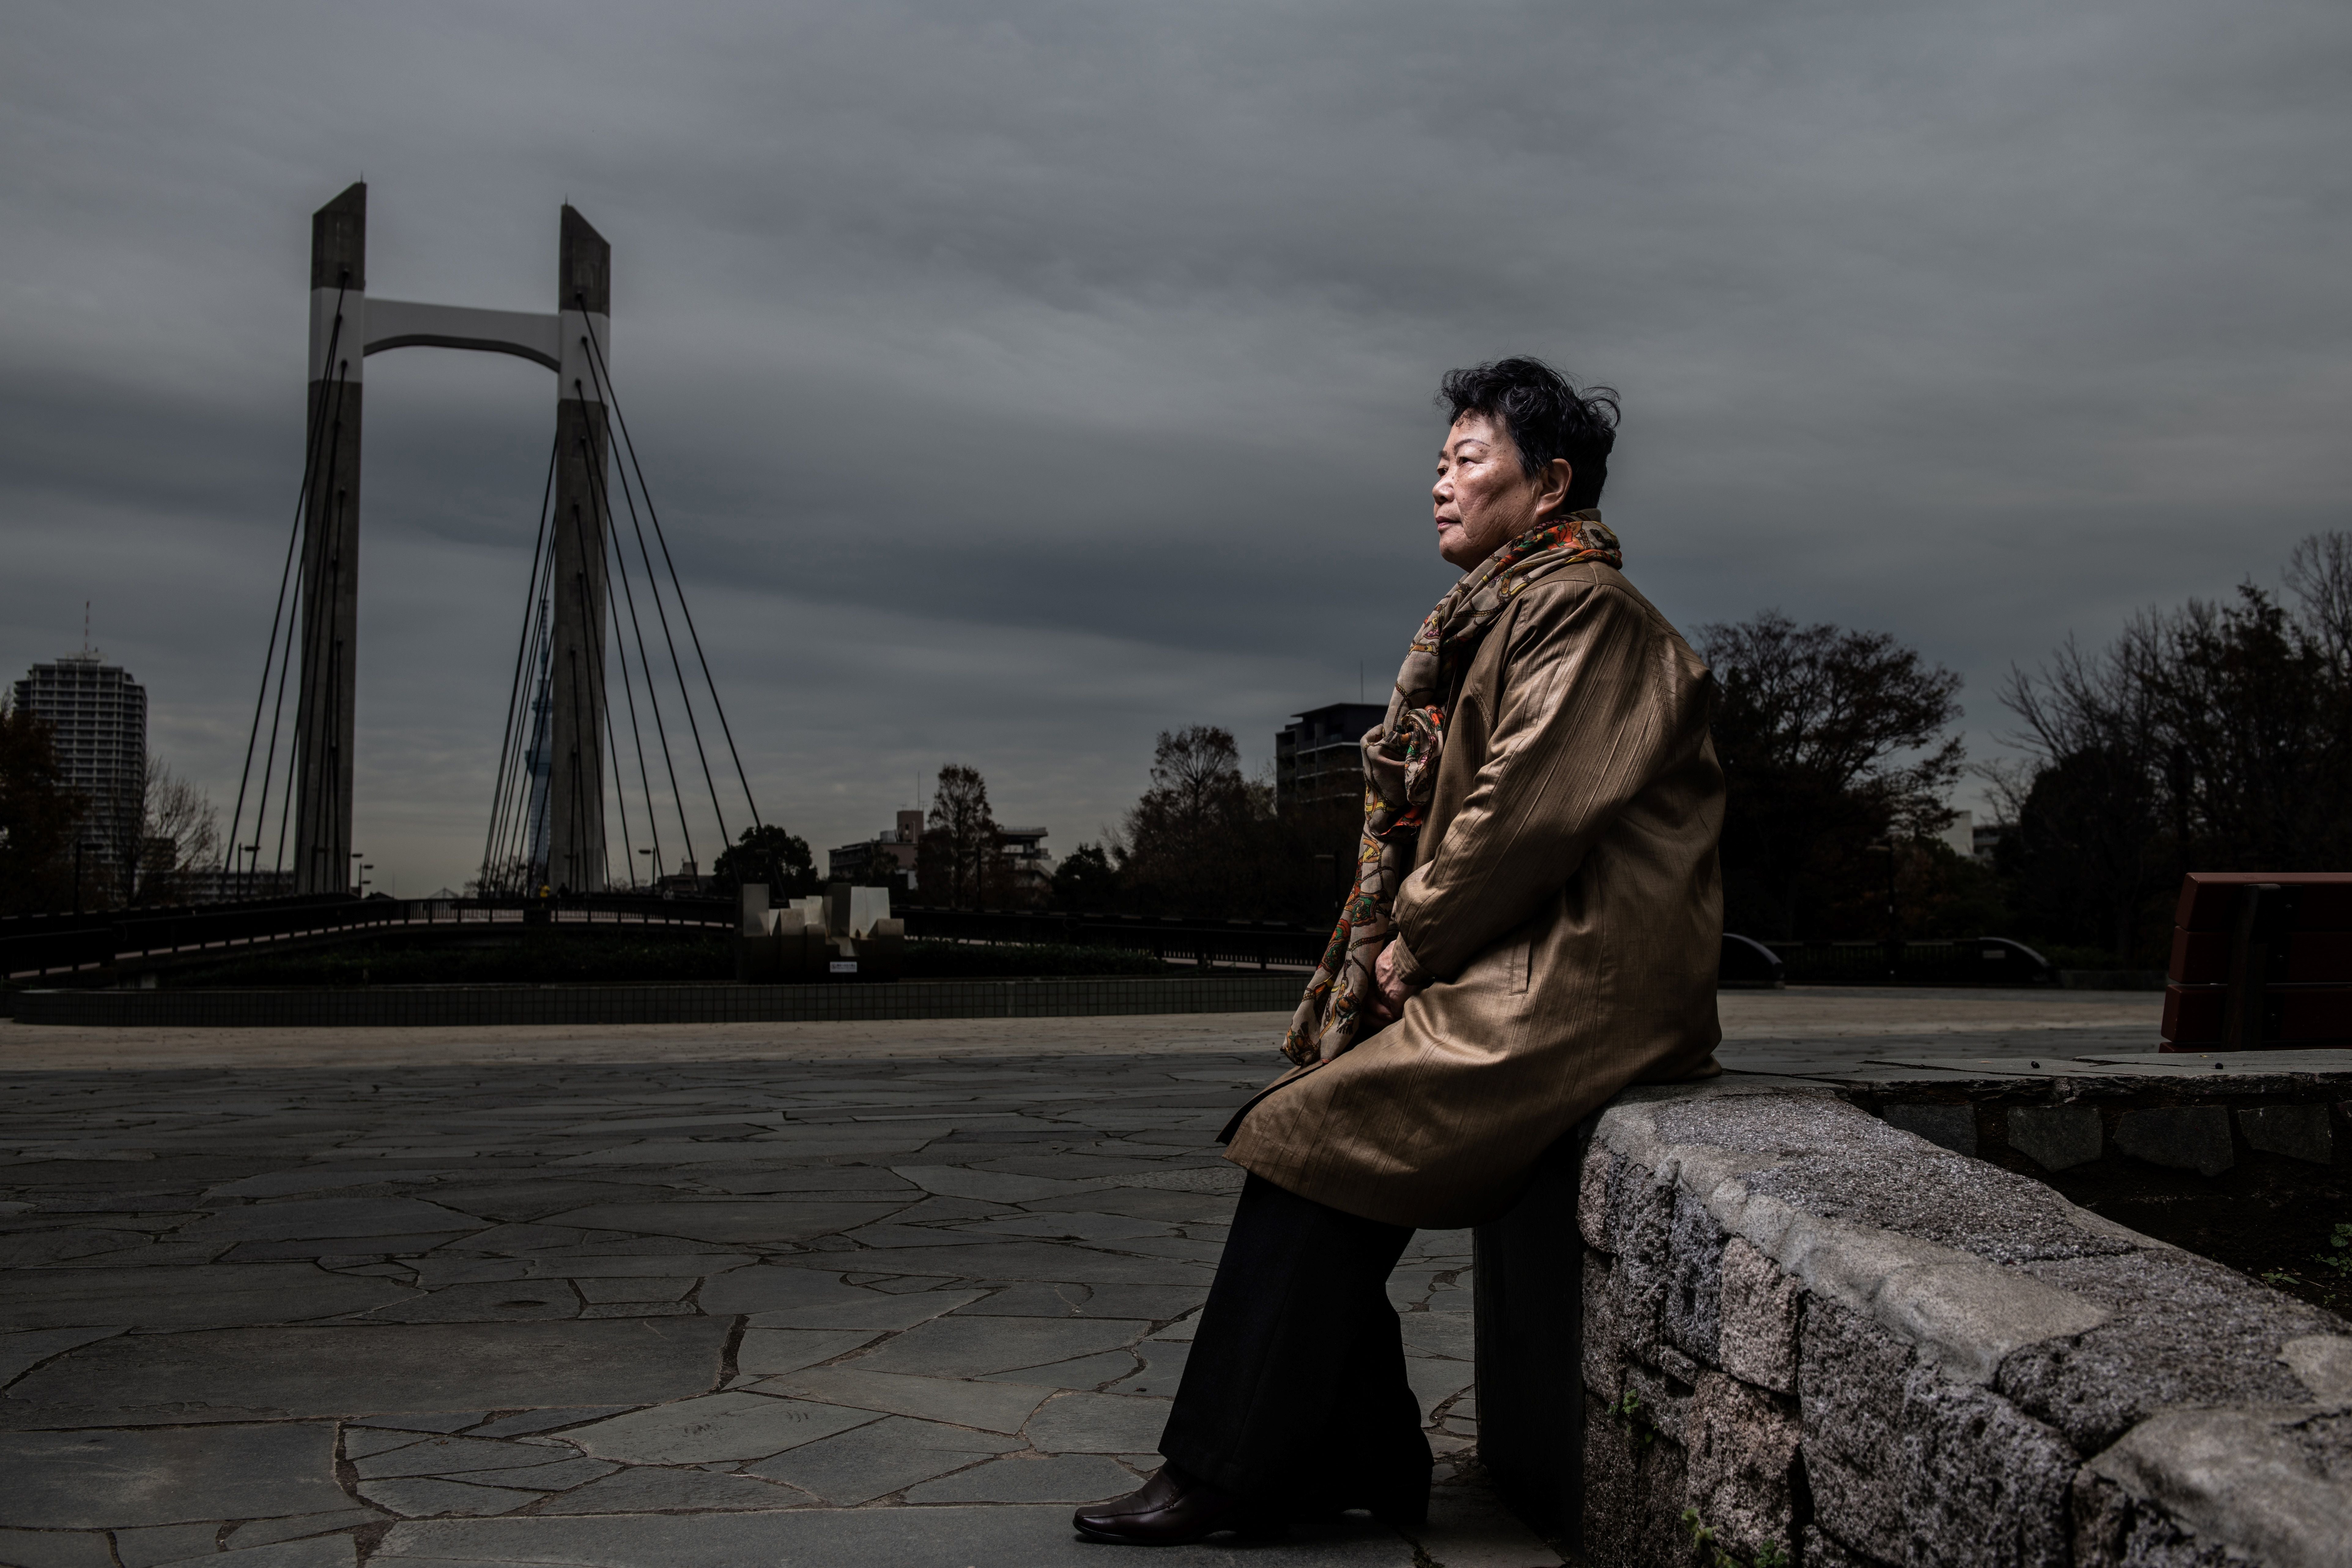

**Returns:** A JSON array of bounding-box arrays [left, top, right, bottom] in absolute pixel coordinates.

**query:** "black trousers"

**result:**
[[1156, 1173, 1432, 1508]]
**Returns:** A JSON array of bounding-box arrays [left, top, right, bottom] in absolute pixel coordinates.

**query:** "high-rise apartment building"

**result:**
[[11, 649, 147, 860], [1275, 703, 1387, 813]]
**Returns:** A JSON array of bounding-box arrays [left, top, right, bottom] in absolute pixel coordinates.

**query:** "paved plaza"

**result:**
[[0, 988, 2160, 1568]]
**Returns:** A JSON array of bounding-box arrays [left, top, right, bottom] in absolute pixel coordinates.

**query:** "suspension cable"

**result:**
[[269, 550, 308, 883], [283, 354, 356, 884], [575, 311, 762, 830], [222, 455, 314, 882], [572, 405, 698, 871], [599, 491, 665, 879], [224, 277, 347, 889], [480, 430, 561, 890], [254, 563, 302, 890], [485, 569, 544, 890], [571, 369, 730, 854], [484, 534, 549, 891], [599, 640, 636, 888], [561, 494, 621, 891], [508, 570, 561, 888], [489, 443, 570, 892], [561, 643, 592, 893]]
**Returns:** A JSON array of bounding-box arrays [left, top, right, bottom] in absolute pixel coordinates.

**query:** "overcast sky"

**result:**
[[4, 0, 2347, 894]]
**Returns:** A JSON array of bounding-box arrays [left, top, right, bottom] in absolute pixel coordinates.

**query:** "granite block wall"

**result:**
[[1570, 1086, 2351, 1568]]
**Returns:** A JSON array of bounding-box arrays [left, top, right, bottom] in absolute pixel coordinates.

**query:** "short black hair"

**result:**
[[1438, 357, 1619, 510]]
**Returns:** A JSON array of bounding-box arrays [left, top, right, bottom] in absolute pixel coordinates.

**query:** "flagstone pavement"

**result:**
[[0, 988, 2158, 1568]]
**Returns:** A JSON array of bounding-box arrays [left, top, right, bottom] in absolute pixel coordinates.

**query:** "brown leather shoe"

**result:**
[[1072, 1465, 1279, 1545]]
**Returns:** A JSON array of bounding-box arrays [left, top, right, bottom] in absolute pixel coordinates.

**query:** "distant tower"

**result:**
[[12, 642, 148, 869]]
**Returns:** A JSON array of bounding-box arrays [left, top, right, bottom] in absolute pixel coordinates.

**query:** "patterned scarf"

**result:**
[[1280, 509, 1622, 1066]]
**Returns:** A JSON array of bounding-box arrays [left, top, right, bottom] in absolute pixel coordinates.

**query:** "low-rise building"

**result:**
[[829, 810, 923, 889], [997, 826, 1052, 900], [829, 812, 1053, 902], [180, 867, 298, 904]]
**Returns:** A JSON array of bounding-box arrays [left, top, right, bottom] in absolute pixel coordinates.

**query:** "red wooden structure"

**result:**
[[2161, 872, 2352, 1050]]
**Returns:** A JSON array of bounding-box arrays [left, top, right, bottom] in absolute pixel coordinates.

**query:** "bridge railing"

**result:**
[[2, 891, 737, 982], [896, 907, 1329, 970], [0, 891, 350, 942], [462, 893, 736, 926], [6, 896, 401, 980], [6, 889, 2059, 991]]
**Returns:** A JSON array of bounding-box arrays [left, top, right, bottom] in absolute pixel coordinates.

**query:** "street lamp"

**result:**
[[639, 847, 655, 889]]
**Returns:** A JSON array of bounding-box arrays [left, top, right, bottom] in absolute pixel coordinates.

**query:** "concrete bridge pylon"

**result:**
[[292, 183, 613, 893], [545, 206, 613, 895]]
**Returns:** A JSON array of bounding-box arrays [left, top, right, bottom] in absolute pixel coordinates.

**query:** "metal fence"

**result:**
[[1763, 936, 2054, 986], [900, 911, 2057, 986]]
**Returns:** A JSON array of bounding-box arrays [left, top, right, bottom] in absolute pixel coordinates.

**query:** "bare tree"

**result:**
[[1995, 633, 2170, 961], [467, 856, 535, 898], [917, 764, 1006, 909], [0, 706, 79, 914], [121, 759, 221, 906], [2132, 588, 2348, 869], [1699, 611, 1965, 938], [2285, 530, 2352, 669], [1122, 726, 1270, 917], [1997, 538, 2352, 960], [1700, 613, 1965, 814]]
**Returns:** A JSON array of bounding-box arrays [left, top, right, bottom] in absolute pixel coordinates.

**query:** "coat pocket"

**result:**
[[1459, 915, 1538, 1000], [1495, 916, 1535, 996]]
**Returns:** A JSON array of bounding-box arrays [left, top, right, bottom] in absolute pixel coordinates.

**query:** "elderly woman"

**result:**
[[1075, 357, 1725, 1546]]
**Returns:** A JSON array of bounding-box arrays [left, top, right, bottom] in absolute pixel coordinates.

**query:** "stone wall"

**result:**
[[1850, 1061, 2346, 1178], [1568, 1085, 2351, 1568]]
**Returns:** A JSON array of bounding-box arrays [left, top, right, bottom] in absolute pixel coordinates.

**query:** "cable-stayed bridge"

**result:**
[[222, 183, 760, 900]]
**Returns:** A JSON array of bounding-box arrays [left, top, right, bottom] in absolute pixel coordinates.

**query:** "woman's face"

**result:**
[[1431, 412, 1570, 571]]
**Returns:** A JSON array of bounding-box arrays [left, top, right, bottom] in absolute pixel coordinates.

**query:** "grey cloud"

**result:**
[[2, 0, 2347, 888]]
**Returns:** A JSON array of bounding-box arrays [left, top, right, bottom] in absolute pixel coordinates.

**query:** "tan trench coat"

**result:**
[[1225, 561, 1725, 1229]]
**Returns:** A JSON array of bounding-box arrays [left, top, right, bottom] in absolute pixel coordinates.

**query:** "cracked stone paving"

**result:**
[[0, 1022, 1559, 1568], [0, 992, 2160, 1568]]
